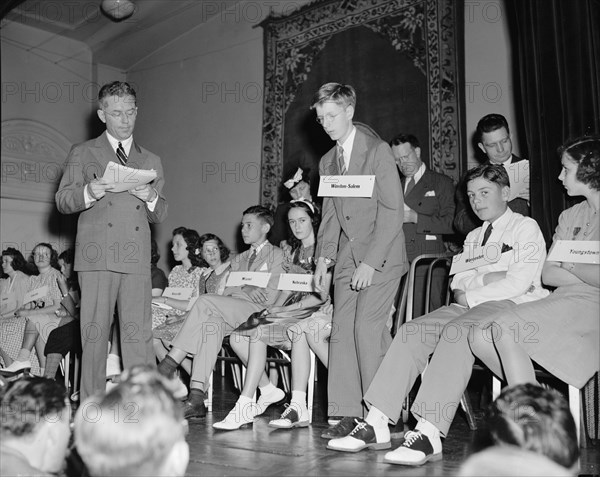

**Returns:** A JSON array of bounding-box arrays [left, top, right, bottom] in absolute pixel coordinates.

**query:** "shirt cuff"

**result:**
[[146, 188, 159, 211], [84, 184, 96, 208]]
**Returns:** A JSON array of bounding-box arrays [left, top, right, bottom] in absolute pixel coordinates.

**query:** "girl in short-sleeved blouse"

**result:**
[[471, 136, 600, 389]]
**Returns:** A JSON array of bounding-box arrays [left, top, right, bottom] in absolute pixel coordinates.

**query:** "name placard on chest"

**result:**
[[450, 246, 502, 275], [226, 271, 272, 288], [547, 240, 600, 264], [277, 273, 315, 292], [318, 175, 375, 197]]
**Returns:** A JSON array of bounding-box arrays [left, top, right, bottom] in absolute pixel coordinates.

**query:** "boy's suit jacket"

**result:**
[[226, 242, 284, 305], [56, 132, 167, 275], [316, 128, 408, 283], [402, 167, 456, 262]]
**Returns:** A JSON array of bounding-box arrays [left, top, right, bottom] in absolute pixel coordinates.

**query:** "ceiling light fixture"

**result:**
[[101, 0, 136, 21]]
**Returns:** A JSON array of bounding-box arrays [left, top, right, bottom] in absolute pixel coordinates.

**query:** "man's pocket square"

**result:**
[[259, 263, 269, 272], [501, 244, 513, 253], [425, 190, 436, 197]]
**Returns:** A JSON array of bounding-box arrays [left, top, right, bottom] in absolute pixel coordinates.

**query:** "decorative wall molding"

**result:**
[[1, 119, 72, 203]]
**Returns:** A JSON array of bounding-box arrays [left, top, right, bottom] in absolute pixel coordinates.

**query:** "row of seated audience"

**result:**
[[0, 109, 598, 473], [0, 371, 580, 476]]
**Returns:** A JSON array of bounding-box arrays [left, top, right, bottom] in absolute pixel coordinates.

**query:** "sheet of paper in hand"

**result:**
[[547, 240, 600, 264], [102, 161, 157, 193], [506, 160, 529, 201], [318, 175, 375, 197], [23, 286, 49, 305]]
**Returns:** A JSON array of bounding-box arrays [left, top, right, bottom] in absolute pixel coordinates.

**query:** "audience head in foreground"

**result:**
[[75, 365, 189, 477], [0, 377, 71, 476], [486, 383, 579, 471]]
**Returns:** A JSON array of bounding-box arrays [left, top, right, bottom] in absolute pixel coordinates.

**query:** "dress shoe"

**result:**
[[1, 360, 32, 374], [182, 400, 207, 419], [327, 419, 391, 453], [383, 430, 442, 466], [256, 386, 286, 415], [213, 400, 258, 430], [320, 416, 358, 439], [269, 403, 309, 429]]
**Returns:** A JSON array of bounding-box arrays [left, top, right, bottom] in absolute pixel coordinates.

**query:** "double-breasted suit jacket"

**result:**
[[402, 167, 455, 262]]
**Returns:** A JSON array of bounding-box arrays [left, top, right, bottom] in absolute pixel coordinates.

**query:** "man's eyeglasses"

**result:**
[[315, 109, 345, 126], [103, 108, 137, 119]]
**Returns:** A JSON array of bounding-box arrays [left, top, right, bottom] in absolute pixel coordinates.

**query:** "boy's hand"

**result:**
[[351, 263, 374, 291], [243, 285, 268, 304]]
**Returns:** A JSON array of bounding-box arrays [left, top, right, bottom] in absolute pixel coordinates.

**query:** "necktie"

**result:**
[[247, 249, 257, 270], [337, 144, 346, 175], [405, 177, 415, 196], [481, 224, 493, 246], [116, 142, 128, 165]]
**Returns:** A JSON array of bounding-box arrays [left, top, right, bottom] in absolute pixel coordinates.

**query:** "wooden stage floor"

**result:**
[[183, 369, 600, 477]]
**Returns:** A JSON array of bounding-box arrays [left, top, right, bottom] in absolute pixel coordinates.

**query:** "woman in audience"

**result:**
[[152, 233, 231, 398], [0, 248, 36, 371], [214, 200, 333, 430], [42, 249, 81, 380], [151, 227, 203, 330], [470, 136, 600, 391], [1, 243, 67, 374]]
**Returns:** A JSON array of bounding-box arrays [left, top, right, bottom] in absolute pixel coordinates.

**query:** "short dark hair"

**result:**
[[311, 82, 356, 110], [98, 81, 137, 108], [58, 248, 75, 265], [1, 377, 68, 439], [199, 233, 230, 263], [150, 238, 160, 265], [172, 227, 203, 268], [476, 113, 510, 142], [1, 247, 29, 275], [390, 133, 420, 149], [243, 205, 274, 228], [558, 135, 600, 191], [465, 163, 510, 189], [487, 383, 579, 469]]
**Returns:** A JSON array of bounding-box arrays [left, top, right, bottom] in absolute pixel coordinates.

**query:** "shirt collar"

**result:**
[[250, 240, 268, 255], [338, 125, 357, 160], [106, 132, 134, 155]]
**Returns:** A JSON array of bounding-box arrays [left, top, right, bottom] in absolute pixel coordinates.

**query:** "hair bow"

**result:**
[[284, 167, 304, 189]]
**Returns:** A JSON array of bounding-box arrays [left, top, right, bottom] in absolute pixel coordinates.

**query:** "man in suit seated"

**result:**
[[391, 133, 456, 316], [326, 164, 549, 465], [157, 205, 285, 419], [454, 113, 530, 239]]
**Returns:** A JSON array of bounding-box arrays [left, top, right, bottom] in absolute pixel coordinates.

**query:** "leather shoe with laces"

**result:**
[[182, 400, 207, 420], [383, 430, 442, 466], [320, 416, 357, 439], [256, 386, 286, 415], [269, 403, 309, 429], [327, 419, 391, 452]]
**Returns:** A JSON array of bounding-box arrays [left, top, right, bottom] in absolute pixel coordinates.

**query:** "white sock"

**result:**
[[365, 406, 389, 429], [16, 348, 30, 362], [291, 390, 306, 406], [415, 418, 441, 440], [259, 382, 277, 396]]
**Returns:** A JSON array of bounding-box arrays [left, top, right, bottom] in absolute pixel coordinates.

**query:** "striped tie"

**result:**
[[337, 144, 346, 175], [116, 142, 128, 165]]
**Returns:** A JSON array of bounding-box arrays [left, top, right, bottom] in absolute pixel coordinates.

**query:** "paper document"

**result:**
[[23, 286, 49, 305], [102, 161, 157, 193], [506, 160, 530, 202]]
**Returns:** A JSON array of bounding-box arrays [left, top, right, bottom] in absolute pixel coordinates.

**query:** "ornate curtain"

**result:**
[[259, 0, 465, 208]]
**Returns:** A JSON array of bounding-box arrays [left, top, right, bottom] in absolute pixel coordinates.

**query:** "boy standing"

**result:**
[[312, 83, 407, 437]]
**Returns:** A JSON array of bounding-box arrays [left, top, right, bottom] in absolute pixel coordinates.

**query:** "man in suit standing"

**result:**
[[454, 113, 530, 239], [312, 83, 408, 438], [55, 81, 167, 401], [157, 205, 285, 419], [391, 133, 456, 317]]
